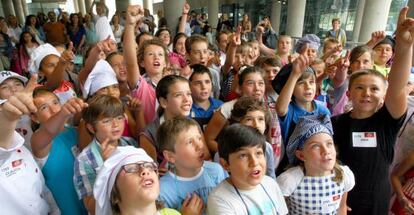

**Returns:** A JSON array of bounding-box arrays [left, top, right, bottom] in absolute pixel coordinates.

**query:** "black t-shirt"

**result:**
[[331, 106, 406, 214]]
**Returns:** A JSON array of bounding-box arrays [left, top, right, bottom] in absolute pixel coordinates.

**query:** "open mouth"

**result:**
[[141, 178, 154, 187], [250, 169, 261, 178], [153, 62, 160, 67]]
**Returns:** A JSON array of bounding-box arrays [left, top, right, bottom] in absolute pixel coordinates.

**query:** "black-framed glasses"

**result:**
[[121, 162, 158, 174]]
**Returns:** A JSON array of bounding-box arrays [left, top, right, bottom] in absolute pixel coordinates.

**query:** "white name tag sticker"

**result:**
[[352, 132, 377, 147]]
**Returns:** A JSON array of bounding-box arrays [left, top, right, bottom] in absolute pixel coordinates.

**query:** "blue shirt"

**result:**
[[191, 97, 223, 130], [42, 126, 87, 215], [159, 161, 227, 212]]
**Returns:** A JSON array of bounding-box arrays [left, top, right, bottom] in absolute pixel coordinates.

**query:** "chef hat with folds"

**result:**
[[93, 146, 154, 215], [82, 59, 118, 98], [294, 34, 321, 54], [96, 16, 116, 42], [286, 114, 333, 165], [28, 43, 61, 74]]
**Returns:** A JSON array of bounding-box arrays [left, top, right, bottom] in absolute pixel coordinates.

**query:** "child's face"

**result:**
[[190, 73, 212, 103], [263, 64, 280, 85], [224, 145, 266, 190], [92, 114, 125, 143], [240, 73, 265, 100], [234, 53, 250, 70], [373, 44, 393, 66], [306, 48, 318, 63], [39, 55, 60, 79], [32, 93, 61, 124], [296, 133, 336, 176], [95, 84, 121, 99], [108, 54, 127, 82], [250, 43, 260, 62], [278, 37, 292, 54], [311, 63, 326, 80], [175, 36, 187, 56], [240, 110, 266, 134], [347, 74, 386, 117], [141, 45, 167, 76], [350, 52, 373, 72], [161, 81, 192, 117], [218, 33, 228, 52], [116, 161, 159, 205], [0, 78, 25, 99], [158, 30, 171, 47], [293, 74, 316, 105], [323, 42, 340, 55], [188, 41, 209, 67], [170, 125, 205, 173]]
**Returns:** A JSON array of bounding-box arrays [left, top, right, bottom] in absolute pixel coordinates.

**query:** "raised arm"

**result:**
[[124, 5, 144, 89], [31, 98, 87, 158], [365, 30, 386, 48], [178, 2, 190, 34], [45, 43, 75, 90], [385, 6, 413, 119], [222, 26, 241, 75], [275, 47, 310, 117], [332, 50, 350, 88], [256, 25, 275, 56], [0, 75, 37, 149]]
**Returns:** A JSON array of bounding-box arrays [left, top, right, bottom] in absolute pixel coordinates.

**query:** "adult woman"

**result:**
[[11, 31, 39, 75], [111, 14, 124, 46], [22, 15, 45, 44], [241, 14, 251, 41], [67, 13, 86, 53]]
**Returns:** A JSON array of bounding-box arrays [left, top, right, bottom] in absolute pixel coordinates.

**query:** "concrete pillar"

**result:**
[[73, 0, 79, 13], [1, 0, 16, 18], [164, 0, 185, 36], [12, 0, 25, 25], [208, 0, 219, 32], [85, 0, 93, 13], [352, 0, 365, 43], [358, 0, 392, 42], [78, 0, 86, 15], [144, 0, 153, 15], [21, 0, 29, 17], [286, 0, 306, 38], [271, 0, 281, 35]]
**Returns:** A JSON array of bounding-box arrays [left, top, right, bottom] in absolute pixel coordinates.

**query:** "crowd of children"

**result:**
[[2, 1, 414, 215]]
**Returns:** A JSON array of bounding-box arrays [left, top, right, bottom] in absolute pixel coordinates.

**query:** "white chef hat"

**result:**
[[82, 59, 118, 98], [28, 43, 61, 74], [93, 146, 154, 215], [96, 16, 116, 42]]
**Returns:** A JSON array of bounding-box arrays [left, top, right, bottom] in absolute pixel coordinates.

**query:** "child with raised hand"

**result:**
[[94, 146, 180, 215], [208, 124, 288, 215], [331, 7, 414, 214], [157, 117, 227, 214], [74, 95, 138, 214], [204, 66, 266, 153], [273, 46, 330, 174], [229, 97, 276, 178], [277, 114, 354, 214], [189, 64, 223, 130], [0, 75, 58, 214], [372, 35, 395, 77], [30, 89, 88, 215], [29, 43, 77, 104]]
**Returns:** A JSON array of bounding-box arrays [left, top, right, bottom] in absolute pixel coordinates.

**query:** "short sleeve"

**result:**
[[276, 166, 304, 196], [207, 194, 237, 215], [341, 165, 355, 192]]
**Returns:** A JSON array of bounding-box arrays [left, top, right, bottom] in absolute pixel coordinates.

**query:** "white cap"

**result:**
[[93, 146, 154, 215], [0, 71, 28, 85], [82, 59, 118, 98], [28, 43, 61, 74], [96, 16, 116, 42]]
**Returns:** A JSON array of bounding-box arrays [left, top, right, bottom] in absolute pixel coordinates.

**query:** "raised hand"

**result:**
[[61, 98, 88, 116], [395, 6, 414, 46], [61, 42, 75, 62], [126, 5, 144, 26], [125, 95, 143, 112], [1, 75, 38, 121], [100, 137, 117, 161], [230, 26, 242, 47], [180, 193, 204, 215], [370, 31, 386, 45], [292, 44, 311, 76], [183, 2, 190, 14]]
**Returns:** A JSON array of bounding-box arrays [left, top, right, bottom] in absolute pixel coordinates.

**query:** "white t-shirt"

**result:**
[[207, 175, 288, 215], [219, 99, 238, 119], [0, 131, 50, 214], [277, 165, 355, 214]]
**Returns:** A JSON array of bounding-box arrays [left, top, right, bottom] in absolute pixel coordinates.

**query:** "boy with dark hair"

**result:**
[[208, 124, 287, 215]]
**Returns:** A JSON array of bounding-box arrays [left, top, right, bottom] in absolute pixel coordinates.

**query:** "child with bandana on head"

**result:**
[[277, 114, 355, 214]]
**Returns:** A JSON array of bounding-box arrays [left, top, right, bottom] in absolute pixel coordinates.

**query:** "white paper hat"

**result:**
[[82, 59, 118, 98], [28, 43, 61, 74], [94, 146, 154, 215], [0, 71, 28, 85], [96, 16, 116, 42]]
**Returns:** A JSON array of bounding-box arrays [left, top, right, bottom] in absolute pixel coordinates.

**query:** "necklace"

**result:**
[[229, 179, 278, 215]]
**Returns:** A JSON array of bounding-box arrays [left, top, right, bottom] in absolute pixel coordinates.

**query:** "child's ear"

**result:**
[[345, 90, 350, 98], [85, 123, 95, 135], [295, 150, 305, 162], [159, 97, 167, 109], [219, 158, 230, 172], [163, 150, 176, 164]]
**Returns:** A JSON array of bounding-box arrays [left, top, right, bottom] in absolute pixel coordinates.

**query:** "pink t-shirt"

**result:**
[[131, 76, 157, 124]]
